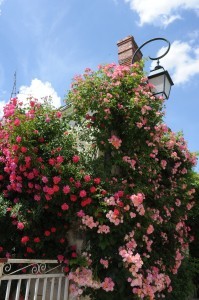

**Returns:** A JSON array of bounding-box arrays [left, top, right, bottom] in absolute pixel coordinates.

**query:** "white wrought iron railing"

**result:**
[[0, 258, 69, 300]]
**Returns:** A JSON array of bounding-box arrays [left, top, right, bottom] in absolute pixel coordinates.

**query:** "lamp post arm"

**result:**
[[132, 37, 171, 64]]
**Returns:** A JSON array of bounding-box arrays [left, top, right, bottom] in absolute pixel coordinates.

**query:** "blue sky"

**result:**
[[0, 0, 199, 168]]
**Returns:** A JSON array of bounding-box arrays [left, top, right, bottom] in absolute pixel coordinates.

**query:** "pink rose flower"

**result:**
[[57, 255, 64, 262], [77, 210, 85, 217], [17, 222, 25, 230], [84, 175, 91, 182], [14, 118, 21, 126], [57, 155, 64, 163], [16, 136, 22, 143], [79, 190, 87, 198], [56, 111, 62, 118], [63, 185, 71, 194], [34, 195, 41, 201], [42, 176, 48, 183]]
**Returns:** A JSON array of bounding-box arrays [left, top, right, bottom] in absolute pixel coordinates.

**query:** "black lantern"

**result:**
[[132, 37, 174, 100], [148, 65, 174, 100]]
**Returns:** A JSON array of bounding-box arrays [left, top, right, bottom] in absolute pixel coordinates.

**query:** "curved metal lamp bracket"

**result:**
[[132, 37, 170, 64]]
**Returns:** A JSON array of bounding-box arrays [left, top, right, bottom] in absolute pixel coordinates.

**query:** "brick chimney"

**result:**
[[117, 36, 142, 66]]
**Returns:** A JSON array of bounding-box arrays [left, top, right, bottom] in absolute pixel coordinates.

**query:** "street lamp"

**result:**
[[132, 38, 174, 100]]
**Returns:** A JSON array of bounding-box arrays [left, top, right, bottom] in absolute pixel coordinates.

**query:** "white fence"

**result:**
[[0, 258, 69, 300]]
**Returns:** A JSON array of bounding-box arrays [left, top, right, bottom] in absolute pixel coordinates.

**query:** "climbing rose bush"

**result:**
[[65, 62, 197, 299], [0, 98, 102, 260], [0, 61, 197, 300]]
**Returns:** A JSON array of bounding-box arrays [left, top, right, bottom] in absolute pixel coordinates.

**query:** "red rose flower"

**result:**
[[21, 236, 29, 244], [64, 266, 69, 273], [70, 195, 77, 202], [27, 247, 34, 253], [53, 176, 61, 184], [61, 203, 69, 211], [44, 231, 51, 237], [72, 155, 80, 163], [90, 186, 96, 193], [94, 178, 101, 184], [34, 237, 40, 243]]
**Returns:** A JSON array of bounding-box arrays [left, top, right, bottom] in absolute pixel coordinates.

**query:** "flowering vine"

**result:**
[[0, 61, 197, 300]]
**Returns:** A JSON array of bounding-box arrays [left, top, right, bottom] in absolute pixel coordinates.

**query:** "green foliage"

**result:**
[[165, 257, 199, 300]]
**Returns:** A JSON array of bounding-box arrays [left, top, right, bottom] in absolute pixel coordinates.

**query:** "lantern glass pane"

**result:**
[[164, 75, 172, 99], [148, 74, 165, 99]]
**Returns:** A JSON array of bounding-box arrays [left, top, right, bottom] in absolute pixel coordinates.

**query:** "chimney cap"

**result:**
[[117, 35, 135, 45], [117, 35, 142, 66]]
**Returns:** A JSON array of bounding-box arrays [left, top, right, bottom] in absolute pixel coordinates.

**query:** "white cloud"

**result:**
[[0, 100, 6, 117], [161, 14, 182, 27], [151, 41, 199, 84], [17, 79, 61, 108], [124, 0, 199, 26], [188, 30, 199, 43], [0, 0, 4, 14]]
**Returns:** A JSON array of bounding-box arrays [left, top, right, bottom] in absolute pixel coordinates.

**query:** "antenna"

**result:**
[[10, 71, 17, 99]]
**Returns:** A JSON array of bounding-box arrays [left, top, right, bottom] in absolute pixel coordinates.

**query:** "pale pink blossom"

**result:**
[[130, 212, 136, 218], [130, 193, 144, 207], [101, 277, 115, 292], [137, 204, 145, 216], [106, 210, 123, 226], [77, 210, 85, 217], [147, 225, 154, 235], [187, 202, 194, 210], [108, 135, 122, 149], [82, 215, 99, 229], [175, 199, 181, 207], [97, 225, 110, 234], [100, 258, 109, 268], [160, 160, 167, 169], [68, 267, 101, 290]]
